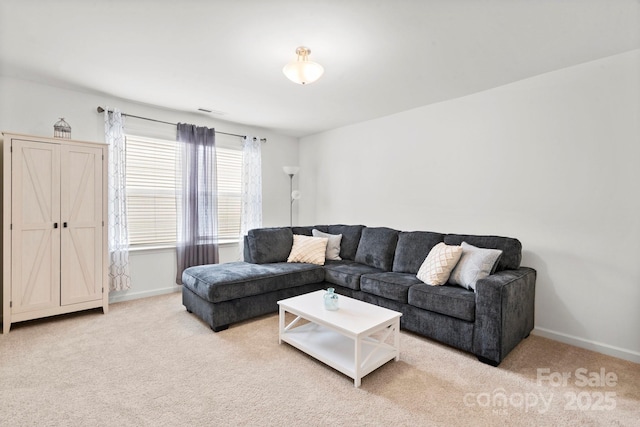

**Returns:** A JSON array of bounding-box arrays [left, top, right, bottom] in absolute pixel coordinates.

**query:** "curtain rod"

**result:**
[[96, 106, 266, 142]]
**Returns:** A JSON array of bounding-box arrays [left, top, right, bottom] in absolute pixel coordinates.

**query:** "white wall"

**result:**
[[299, 50, 640, 363], [0, 76, 299, 303], [4, 50, 638, 363]]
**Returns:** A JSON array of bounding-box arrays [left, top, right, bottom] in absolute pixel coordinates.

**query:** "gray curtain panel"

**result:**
[[176, 123, 220, 284]]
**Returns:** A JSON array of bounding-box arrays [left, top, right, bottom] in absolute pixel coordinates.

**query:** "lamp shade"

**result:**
[[283, 61, 324, 85], [283, 166, 300, 176], [283, 47, 324, 85]]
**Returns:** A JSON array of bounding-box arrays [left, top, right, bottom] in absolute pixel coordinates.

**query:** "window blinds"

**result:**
[[125, 135, 242, 247]]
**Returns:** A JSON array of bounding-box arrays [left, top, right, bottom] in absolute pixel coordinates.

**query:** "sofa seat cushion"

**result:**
[[360, 272, 422, 304], [408, 283, 476, 322], [182, 261, 324, 303], [323, 260, 383, 290]]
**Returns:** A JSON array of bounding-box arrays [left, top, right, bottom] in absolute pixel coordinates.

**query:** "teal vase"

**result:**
[[324, 288, 339, 311]]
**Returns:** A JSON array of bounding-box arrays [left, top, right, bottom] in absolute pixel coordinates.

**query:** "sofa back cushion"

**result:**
[[443, 234, 522, 271], [392, 231, 445, 274], [291, 225, 329, 236], [243, 235, 251, 262], [355, 227, 399, 271], [328, 224, 365, 260], [247, 227, 293, 264]]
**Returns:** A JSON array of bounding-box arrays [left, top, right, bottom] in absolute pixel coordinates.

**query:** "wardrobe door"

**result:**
[[11, 140, 61, 313], [60, 144, 104, 305]]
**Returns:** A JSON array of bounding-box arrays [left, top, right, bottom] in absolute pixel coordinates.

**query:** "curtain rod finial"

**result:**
[[97, 106, 105, 113]]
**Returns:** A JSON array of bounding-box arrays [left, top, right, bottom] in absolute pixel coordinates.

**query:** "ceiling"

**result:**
[[1, 0, 639, 138]]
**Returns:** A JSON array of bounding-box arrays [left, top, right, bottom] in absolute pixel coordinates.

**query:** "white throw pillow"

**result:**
[[448, 242, 503, 291], [312, 229, 342, 260], [416, 242, 463, 286], [287, 235, 329, 265]]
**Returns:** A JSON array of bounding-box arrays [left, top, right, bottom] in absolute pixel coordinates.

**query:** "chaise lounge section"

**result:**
[[182, 224, 536, 366]]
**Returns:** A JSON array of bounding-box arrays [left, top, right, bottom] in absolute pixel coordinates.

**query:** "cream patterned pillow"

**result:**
[[287, 235, 329, 265], [416, 242, 463, 286]]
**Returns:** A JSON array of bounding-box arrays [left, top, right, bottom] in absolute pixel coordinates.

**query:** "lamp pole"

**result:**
[[288, 173, 294, 226], [283, 166, 299, 227]]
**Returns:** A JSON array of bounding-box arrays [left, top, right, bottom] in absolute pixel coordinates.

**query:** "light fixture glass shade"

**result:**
[[283, 166, 300, 175], [283, 47, 324, 85]]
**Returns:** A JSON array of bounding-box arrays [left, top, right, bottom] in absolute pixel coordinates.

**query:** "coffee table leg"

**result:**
[[354, 337, 362, 388], [278, 306, 284, 344], [394, 319, 400, 361]]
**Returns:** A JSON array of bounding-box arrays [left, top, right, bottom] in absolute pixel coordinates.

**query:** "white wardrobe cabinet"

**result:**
[[1, 133, 108, 333]]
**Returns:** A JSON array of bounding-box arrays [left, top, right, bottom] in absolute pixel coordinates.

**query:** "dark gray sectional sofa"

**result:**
[[182, 224, 536, 366]]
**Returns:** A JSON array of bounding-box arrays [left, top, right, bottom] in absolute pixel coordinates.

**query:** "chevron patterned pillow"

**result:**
[[287, 235, 329, 265], [416, 242, 463, 286]]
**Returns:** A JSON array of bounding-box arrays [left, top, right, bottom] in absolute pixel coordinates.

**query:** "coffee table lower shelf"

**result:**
[[280, 321, 398, 387]]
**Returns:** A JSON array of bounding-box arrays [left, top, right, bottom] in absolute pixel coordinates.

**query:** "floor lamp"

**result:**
[[283, 166, 300, 226]]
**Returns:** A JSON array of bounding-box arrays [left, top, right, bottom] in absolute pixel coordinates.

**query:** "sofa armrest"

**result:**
[[473, 267, 536, 365]]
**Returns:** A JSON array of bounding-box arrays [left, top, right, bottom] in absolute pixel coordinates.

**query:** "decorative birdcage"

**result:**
[[53, 118, 71, 139]]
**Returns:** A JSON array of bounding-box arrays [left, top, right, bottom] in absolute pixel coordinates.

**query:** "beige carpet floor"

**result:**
[[0, 292, 638, 426]]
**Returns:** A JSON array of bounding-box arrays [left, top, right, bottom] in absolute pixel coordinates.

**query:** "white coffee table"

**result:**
[[278, 290, 402, 387]]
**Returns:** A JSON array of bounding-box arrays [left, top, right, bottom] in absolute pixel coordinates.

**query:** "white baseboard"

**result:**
[[108, 285, 181, 304], [533, 327, 640, 364]]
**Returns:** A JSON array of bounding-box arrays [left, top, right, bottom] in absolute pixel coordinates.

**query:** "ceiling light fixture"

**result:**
[[283, 46, 324, 85]]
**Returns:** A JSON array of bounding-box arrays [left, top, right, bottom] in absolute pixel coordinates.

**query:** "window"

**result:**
[[125, 134, 242, 247], [216, 145, 243, 240]]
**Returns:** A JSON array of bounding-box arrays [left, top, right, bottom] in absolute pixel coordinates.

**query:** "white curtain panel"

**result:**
[[240, 136, 263, 260], [105, 107, 132, 291]]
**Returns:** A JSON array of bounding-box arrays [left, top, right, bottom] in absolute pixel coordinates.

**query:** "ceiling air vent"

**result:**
[[197, 108, 226, 115]]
